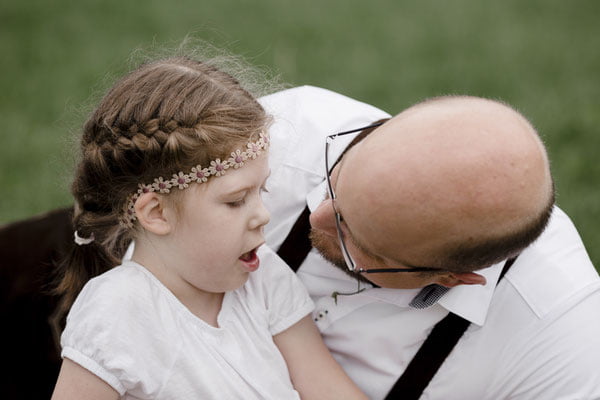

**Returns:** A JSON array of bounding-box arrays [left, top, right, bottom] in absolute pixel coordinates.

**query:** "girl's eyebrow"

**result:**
[[222, 187, 250, 197], [221, 169, 271, 197]]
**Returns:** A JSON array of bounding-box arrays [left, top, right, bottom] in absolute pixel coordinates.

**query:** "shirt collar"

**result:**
[[354, 262, 503, 325], [436, 262, 504, 326], [356, 263, 503, 325]]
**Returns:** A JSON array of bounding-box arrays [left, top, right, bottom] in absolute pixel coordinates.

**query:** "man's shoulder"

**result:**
[[259, 85, 390, 136], [260, 85, 384, 111], [260, 85, 390, 181], [507, 206, 599, 319]]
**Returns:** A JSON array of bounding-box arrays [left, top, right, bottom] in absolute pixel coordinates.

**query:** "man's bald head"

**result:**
[[336, 96, 554, 272]]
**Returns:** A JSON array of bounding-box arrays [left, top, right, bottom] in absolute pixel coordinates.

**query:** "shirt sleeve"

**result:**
[[255, 245, 315, 335], [489, 290, 600, 399], [60, 267, 175, 397]]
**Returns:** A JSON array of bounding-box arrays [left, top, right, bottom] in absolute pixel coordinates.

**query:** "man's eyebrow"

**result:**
[[338, 214, 384, 261], [348, 227, 394, 265], [341, 216, 442, 271]]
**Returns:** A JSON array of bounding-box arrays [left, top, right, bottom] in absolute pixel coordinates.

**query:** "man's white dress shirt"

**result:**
[[260, 85, 600, 399]]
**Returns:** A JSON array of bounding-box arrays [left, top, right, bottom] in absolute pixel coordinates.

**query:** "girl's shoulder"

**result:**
[[61, 262, 182, 397], [63, 261, 182, 354], [66, 261, 177, 336], [74, 261, 156, 308]]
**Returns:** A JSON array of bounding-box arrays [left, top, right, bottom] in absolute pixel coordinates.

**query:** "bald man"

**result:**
[[3, 86, 600, 399], [261, 86, 600, 399], [310, 96, 553, 288]]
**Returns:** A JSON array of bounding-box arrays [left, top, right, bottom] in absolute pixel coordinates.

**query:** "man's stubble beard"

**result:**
[[308, 228, 371, 283]]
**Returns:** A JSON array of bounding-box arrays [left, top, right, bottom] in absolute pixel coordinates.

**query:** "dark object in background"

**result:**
[[0, 207, 73, 400]]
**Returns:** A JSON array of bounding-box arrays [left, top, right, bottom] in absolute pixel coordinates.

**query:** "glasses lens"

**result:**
[[334, 212, 356, 271], [326, 135, 357, 273]]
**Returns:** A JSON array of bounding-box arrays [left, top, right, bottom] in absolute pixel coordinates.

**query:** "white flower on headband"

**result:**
[[246, 142, 261, 160], [137, 183, 153, 195], [126, 200, 137, 218], [229, 150, 247, 169], [153, 177, 172, 193], [173, 172, 191, 189], [121, 196, 138, 228], [209, 159, 229, 177], [191, 165, 209, 183]]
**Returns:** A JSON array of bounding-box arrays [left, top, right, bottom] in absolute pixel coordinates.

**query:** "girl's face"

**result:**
[[161, 152, 271, 297]]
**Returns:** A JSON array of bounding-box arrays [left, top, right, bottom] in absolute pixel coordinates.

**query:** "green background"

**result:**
[[1, 0, 598, 268]]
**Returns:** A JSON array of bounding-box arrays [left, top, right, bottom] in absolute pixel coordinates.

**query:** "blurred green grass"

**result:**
[[1, 0, 598, 268]]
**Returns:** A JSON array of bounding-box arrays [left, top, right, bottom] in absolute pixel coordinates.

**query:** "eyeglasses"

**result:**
[[324, 123, 441, 275]]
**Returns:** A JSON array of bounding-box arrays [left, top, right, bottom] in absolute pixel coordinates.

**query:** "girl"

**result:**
[[50, 56, 366, 400]]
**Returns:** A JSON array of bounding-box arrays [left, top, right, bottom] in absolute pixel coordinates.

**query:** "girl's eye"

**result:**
[[227, 198, 246, 208], [260, 185, 269, 194]]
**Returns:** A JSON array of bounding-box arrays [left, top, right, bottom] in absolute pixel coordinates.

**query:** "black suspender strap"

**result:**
[[385, 313, 469, 400], [276, 205, 313, 272], [384, 255, 518, 400]]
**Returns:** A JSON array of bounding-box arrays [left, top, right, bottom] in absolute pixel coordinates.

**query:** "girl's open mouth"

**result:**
[[239, 248, 260, 272]]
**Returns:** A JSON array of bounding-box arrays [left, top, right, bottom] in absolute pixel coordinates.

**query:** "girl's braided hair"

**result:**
[[52, 55, 269, 333]]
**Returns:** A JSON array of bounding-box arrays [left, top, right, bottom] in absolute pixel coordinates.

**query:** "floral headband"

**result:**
[[120, 132, 269, 228]]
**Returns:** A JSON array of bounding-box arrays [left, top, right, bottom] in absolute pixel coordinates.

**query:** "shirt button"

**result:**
[[314, 309, 329, 322]]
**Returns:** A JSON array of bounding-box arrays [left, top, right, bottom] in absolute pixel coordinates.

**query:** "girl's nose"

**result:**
[[250, 199, 271, 230]]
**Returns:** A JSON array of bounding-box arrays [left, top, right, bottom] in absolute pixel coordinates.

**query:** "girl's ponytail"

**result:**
[[51, 205, 128, 337]]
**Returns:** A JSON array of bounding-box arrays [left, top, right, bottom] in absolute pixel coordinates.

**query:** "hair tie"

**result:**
[[74, 230, 95, 246]]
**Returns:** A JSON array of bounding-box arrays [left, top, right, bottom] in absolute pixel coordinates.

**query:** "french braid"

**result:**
[[52, 56, 269, 329]]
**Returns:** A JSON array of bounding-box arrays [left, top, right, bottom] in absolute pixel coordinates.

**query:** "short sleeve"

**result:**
[[255, 246, 314, 335], [60, 266, 176, 396]]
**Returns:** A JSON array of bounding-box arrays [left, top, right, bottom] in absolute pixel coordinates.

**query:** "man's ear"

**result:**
[[436, 272, 487, 288], [134, 192, 173, 235]]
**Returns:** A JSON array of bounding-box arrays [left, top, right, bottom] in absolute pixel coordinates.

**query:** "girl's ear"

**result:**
[[134, 192, 173, 235]]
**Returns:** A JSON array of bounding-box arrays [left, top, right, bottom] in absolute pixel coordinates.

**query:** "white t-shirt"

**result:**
[[61, 246, 313, 399], [260, 86, 600, 400]]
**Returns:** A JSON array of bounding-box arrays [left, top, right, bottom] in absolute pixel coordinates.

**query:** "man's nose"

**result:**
[[309, 199, 338, 237]]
